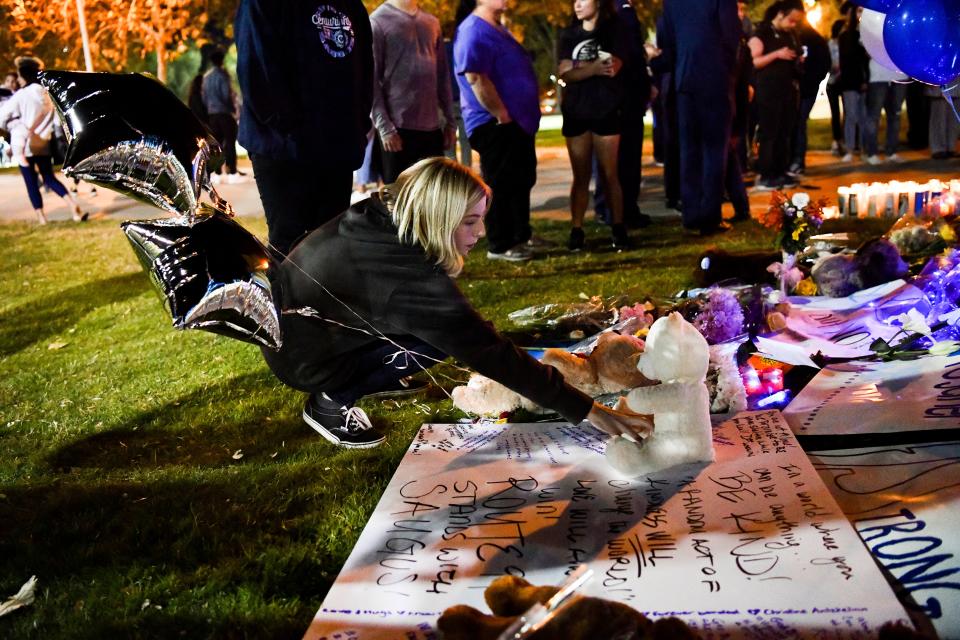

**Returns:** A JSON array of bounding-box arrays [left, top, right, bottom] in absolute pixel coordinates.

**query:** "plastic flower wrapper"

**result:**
[[885, 213, 958, 263], [507, 297, 613, 337]]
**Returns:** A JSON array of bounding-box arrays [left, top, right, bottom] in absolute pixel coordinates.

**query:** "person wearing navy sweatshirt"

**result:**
[[658, 0, 742, 236], [235, 0, 374, 261]]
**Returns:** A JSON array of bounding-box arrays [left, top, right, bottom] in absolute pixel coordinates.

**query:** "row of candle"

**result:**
[[836, 179, 960, 219]]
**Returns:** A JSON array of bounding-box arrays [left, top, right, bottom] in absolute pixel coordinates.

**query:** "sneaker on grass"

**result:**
[[302, 393, 385, 448], [487, 245, 533, 261]]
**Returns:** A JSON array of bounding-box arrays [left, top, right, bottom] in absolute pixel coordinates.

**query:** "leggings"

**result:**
[[19, 155, 69, 210]]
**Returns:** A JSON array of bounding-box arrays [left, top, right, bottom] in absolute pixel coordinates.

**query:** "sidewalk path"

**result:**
[[0, 143, 956, 226]]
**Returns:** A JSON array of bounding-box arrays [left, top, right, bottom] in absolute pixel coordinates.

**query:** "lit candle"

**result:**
[[837, 186, 849, 216]]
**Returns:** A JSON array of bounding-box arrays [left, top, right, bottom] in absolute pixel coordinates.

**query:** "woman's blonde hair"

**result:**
[[387, 157, 490, 276]]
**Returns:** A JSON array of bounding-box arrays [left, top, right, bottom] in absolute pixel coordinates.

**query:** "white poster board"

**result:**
[[768, 281, 929, 359], [304, 412, 910, 640], [783, 354, 960, 441], [808, 442, 960, 639]]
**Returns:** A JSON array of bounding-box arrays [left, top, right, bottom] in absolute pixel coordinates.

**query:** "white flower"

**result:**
[[929, 340, 960, 356], [791, 192, 811, 209], [939, 308, 960, 326], [886, 308, 932, 335]]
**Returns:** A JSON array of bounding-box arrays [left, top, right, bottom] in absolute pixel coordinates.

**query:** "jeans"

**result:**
[[864, 82, 908, 157], [323, 336, 446, 407], [842, 90, 867, 154], [469, 121, 536, 253], [379, 128, 445, 183], [929, 98, 960, 155], [19, 155, 68, 210], [791, 95, 817, 170], [251, 154, 352, 260]]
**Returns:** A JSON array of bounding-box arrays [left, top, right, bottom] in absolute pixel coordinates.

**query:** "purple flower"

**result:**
[[693, 289, 745, 344]]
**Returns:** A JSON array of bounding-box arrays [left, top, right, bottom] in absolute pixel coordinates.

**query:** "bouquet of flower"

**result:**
[[758, 191, 828, 255]]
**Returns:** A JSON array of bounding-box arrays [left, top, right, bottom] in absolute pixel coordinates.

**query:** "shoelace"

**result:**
[[342, 406, 373, 433]]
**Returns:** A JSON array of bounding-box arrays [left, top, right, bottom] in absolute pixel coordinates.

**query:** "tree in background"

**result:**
[[1, 0, 235, 82]]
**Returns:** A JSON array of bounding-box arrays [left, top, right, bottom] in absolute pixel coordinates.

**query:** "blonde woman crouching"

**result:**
[[262, 157, 651, 448]]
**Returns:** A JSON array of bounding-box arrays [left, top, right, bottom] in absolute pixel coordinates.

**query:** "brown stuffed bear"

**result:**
[[541, 332, 654, 397], [437, 575, 698, 640]]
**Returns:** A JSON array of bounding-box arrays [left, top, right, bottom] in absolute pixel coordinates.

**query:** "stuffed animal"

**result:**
[[541, 332, 651, 397], [452, 333, 652, 417], [437, 575, 696, 640], [811, 238, 909, 298], [607, 312, 714, 476], [451, 374, 541, 417]]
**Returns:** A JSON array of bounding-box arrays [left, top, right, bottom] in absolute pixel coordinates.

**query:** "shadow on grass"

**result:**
[[0, 271, 148, 357], [47, 371, 316, 472]]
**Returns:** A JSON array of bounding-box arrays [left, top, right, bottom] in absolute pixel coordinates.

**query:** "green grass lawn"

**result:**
[[0, 213, 889, 638]]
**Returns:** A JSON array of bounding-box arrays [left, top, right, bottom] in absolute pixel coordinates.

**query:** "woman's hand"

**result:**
[[586, 398, 654, 442], [776, 46, 798, 61]]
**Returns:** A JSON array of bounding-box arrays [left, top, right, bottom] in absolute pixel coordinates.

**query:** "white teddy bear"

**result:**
[[450, 374, 541, 417], [606, 312, 715, 475]]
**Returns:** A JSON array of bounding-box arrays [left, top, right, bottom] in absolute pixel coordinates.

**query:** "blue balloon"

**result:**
[[884, 0, 960, 85], [858, 0, 899, 11]]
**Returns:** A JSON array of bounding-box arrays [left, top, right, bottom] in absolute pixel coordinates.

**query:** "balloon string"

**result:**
[[944, 86, 960, 124]]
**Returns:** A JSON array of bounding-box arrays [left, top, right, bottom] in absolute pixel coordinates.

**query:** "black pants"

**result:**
[[661, 83, 681, 206], [207, 113, 238, 174], [379, 128, 444, 183], [756, 84, 798, 182], [725, 137, 749, 219], [826, 82, 843, 145], [322, 336, 446, 407], [595, 97, 645, 224], [469, 121, 535, 254], [251, 154, 352, 260], [677, 89, 732, 231]]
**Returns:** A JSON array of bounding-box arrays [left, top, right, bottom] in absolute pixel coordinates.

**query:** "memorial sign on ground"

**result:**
[[808, 441, 960, 639], [783, 354, 960, 447], [304, 412, 911, 639]]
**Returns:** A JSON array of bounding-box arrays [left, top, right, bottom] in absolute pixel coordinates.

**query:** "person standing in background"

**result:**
[[593, 0, 653, 232], [826, 19, 845, 157], [443, 36, 472, 167], [454, 0, 540, 262], [0, 56, 86, 224], [789, 14, 830, 176], [0, 72, 17, 102], [863, 57, 909, 164], [659, 0, 742, 235], [235, 0, 373, 261], [749, 0, 803, 191], [202, 48, 241, 180], [837, 7, 869, 164], [927, 83, 960, 159], [558, 0, 631, 251], [371, 0, 455, 183]]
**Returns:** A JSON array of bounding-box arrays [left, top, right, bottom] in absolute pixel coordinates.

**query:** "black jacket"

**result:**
[[262, 196, 594, 425], [235, 0, 373, 167], [798, 24, 831, 99], [838, 28, 870, 92]]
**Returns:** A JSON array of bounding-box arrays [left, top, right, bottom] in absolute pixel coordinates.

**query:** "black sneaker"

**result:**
[[611, 224, 631, 250], [302, 393, 385, 448], [625, 212, 652, 229], [363, 376, 430, 399], [568, 227, 585, 252]]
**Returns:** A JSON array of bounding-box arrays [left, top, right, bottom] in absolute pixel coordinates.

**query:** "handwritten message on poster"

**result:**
[[304, 412, 909, 639], [770, 281, 929, 359], [783, 354, 960, 441], [808, 442, 960, 639]]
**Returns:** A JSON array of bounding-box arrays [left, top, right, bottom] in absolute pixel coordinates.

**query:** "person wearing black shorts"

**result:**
[[558, 0, 629, 251]]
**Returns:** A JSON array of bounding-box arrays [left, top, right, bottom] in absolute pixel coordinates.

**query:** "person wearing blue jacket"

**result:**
[[658, 0, 741, 236], [235, 0, 374, 260]]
